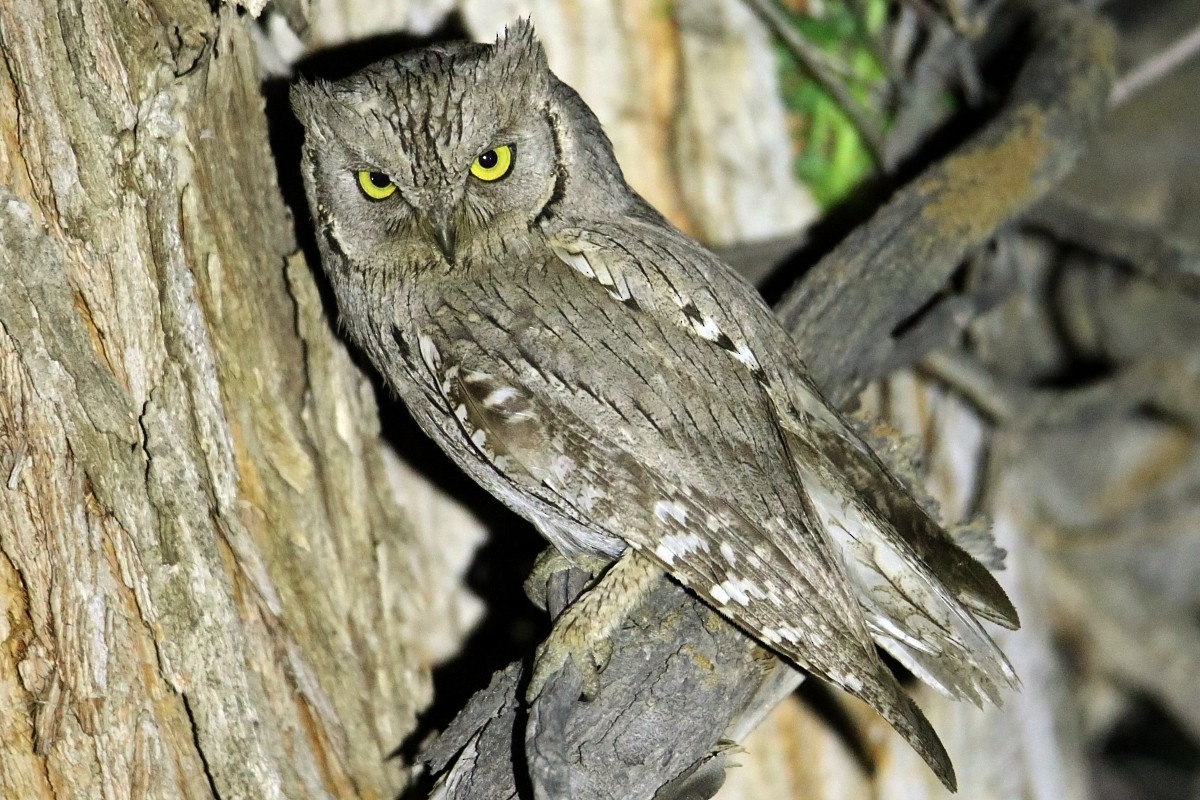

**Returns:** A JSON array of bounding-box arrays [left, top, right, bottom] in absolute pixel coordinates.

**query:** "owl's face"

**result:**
[[292, 23, 559, 270]]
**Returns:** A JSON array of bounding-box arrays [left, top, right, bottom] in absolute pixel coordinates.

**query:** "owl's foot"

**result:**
[[525, 548, 661, 701], [528, 608, 615, 700]]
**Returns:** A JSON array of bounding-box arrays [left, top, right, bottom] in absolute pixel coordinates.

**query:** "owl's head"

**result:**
[[292, 20, 622, 272]]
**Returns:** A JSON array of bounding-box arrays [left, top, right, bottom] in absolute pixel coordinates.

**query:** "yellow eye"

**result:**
[[470, 145, 513, 182], [357, 170, 397, 200]]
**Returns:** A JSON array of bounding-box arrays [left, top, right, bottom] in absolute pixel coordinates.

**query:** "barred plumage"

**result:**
[[292, 19, 1019, 791]]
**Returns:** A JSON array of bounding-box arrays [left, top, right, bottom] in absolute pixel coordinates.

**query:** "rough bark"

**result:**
[[1, 0, 807, 797], [0, 2, 487, 797]]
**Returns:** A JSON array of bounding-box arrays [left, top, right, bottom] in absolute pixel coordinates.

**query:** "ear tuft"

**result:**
[[493, 17, 548, 75]]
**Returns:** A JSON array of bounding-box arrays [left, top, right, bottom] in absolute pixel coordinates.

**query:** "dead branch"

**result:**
[[1025, 196, 1200, 295], [1109, 22, 1200, 106], [776, 2, 1115, 408]]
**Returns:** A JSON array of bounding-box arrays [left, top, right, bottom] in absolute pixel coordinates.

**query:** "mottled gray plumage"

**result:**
[[292, 21, 1019, 791]]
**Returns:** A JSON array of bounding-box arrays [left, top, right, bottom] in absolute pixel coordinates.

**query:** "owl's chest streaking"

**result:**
[[354, 249, 621, 558]]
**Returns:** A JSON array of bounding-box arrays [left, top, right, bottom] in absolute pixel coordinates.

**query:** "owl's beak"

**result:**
[[423, 212, 457, 261]]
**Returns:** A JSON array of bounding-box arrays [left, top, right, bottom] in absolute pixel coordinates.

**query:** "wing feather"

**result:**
[[780, 381, 1020, 631]]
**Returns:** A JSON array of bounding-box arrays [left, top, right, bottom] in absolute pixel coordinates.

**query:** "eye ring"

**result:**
[[357, 170, 397, 200], [470, 145, 513, 182]]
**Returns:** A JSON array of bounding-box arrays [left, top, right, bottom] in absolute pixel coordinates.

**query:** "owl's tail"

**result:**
[[788, 429, 1020, 707]]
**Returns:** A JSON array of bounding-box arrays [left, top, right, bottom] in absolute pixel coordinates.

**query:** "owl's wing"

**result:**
[[416, 261, 959, 787], [550, 223, 1019, 705], [781, 425, 1017, 705], [775, 383, 1020, 705], [779, 378, 1020, 630]]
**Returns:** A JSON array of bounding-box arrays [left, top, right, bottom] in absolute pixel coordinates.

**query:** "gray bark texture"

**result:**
[[4, 0, 1198, 799], [0, 2, 462, 797]]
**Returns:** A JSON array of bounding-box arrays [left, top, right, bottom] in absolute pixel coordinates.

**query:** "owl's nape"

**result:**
[[293, 18, 1019, 794]]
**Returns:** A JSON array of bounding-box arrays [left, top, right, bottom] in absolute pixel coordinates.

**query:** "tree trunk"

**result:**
[[0, 2, 493, 796]]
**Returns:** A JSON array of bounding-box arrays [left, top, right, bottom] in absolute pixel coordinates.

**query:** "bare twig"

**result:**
[[741, 0, 889, 167], [1025, 196, 1200, 295], [844, 0, 903, 87], [883, 16, 964, 164], [921, 351, 1200, 430], [1110, 23, 1200, 106], [889, 3, 922, 68], [777, 3, 1115, 407]]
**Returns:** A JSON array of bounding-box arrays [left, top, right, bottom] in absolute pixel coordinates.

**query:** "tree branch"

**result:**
[[1024, 196, 1200, 296], [776, 2, 1115, 407], [740, 0, 889, 168], [1109, 22, 1200, 106]]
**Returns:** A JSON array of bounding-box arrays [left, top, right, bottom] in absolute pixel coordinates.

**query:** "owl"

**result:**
[[291, 20, 1019, 791]]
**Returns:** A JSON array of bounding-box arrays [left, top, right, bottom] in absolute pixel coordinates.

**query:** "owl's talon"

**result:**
[[592, 637, 614, 674], [527, 604, 608, 701], [525, 549, 659, 701]]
